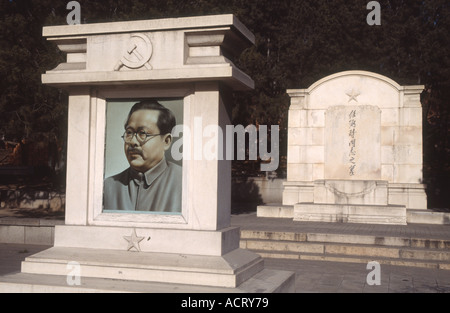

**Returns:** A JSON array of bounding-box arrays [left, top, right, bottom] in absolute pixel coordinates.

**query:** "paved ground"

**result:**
[[1, 242, 450, 293], [230, 213, 450, 293], [265, 258, 450, 293], [0, 212, 449, 293], [0, 244, 51, 278]]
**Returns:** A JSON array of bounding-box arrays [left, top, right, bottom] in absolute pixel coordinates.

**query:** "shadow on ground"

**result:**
[[231, 178, 263, 215]]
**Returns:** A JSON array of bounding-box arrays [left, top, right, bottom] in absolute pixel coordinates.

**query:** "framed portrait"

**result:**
[[102, 98, 184, 214]]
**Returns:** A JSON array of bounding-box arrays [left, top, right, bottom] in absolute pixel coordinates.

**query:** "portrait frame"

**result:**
[[103, 97, 184, 213], [87, 85, 193, 228]]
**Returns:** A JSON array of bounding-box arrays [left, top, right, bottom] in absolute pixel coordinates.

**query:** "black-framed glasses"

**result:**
[[122, 129, 162, 144]]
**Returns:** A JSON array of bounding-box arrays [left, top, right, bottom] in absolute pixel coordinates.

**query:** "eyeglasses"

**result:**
[[122, 129, 162, 144]]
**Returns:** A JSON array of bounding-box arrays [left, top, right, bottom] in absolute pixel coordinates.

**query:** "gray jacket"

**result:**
[[103, 158, 182, 212]]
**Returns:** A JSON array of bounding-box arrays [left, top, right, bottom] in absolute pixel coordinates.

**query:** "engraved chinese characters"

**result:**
[[325, 105, 381, 180], [349, 109, 357, 176]]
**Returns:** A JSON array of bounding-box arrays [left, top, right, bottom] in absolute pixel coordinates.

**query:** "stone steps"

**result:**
[[257, 205, 450, 225], [20, 246, 268, 289], [240, 230, 450, 270]]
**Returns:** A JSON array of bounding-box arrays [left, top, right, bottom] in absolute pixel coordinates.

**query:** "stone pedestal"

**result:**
[[313, 180, 389, 206], [291, 179, 407, 225], [294, 203, 406, 225], [21, 247, 264, 288], [0, 15, 294, 292]]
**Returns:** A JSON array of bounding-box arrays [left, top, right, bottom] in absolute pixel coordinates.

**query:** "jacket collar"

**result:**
[[129, 157, 167, 187]]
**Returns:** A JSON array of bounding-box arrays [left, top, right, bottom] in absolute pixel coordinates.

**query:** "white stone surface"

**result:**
[[0, 269, 295, 293], [54, 225, 240, 256], [257, 205, 294, 218], [283, 71, 427, 215], [313, 180, 388, 206], [389, 183, 428, 210], [324, 105, 381, 180], [33, 14, 294, 291], [43, 14, 255, 41], [65, 89, 91, 226], [304, 71, 401, 110], [20, 246, 264, 288], [282, 182, 314, 205], [41, 18, 247, 232], [294, 203, 407, 225], [42, 14, 255, 91], [407, 210, 450, 225]]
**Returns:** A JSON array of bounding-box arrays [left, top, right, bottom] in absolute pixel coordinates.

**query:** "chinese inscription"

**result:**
[[325, 105, 381, 180], [349, 109, 357, 176]]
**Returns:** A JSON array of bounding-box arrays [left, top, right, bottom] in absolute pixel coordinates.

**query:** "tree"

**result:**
[[0, 0, 67, 181], [0, 0, 448, 207]]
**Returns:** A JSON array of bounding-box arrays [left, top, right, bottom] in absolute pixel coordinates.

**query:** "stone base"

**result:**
[[294, 203, 407, 225], [0, 269, 295, 293], [282, 181, 427, 211], [312, 180, 389, 205], [389, 183, 428, 210], [257, 205, 294, 218], [19, 246, 267, 288], [53, 225, 239, 256], [257, 204, 450, 226], [407, 210, 450, 225]]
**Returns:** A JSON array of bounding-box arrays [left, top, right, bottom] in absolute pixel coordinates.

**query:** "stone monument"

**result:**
[[258, 71, 427, 225], [0, 15, 294, 292]]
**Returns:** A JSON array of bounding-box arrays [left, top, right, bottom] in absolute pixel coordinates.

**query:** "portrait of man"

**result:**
[[103, 100, 182, 212]]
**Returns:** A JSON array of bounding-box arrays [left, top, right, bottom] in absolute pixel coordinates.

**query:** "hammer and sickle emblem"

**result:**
[[114, 34, 153, 71]]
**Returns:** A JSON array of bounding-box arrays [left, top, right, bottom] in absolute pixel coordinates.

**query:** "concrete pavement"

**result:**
[[1, 212, 449, 292], [265, 258, 450, 293], [0, 244, 51, 277], [0, 243, 449, 293], [230, 213, 450, 292]]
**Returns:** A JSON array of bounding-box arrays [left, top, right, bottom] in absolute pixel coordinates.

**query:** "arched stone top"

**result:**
[[308, 70, 402, 92], [287, 70, 424, 110]]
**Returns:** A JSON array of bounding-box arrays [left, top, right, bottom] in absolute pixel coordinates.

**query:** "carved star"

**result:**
[[346, 89, 360, 103], [123, 229, 145, 252]]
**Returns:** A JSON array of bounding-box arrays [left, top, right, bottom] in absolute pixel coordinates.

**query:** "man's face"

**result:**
[[124, 109, 172, 173]]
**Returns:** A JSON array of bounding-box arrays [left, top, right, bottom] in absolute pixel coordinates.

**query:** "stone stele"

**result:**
[[0, 14, 294, 293], [258, 70, 427, 225]]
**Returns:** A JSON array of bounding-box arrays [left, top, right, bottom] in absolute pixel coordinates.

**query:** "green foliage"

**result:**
[[0, 0, 448, 206], [0, 0, 67, 144]]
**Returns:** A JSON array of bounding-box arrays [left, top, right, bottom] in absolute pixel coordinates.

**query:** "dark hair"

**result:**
[[125, 100, 176, 135]]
